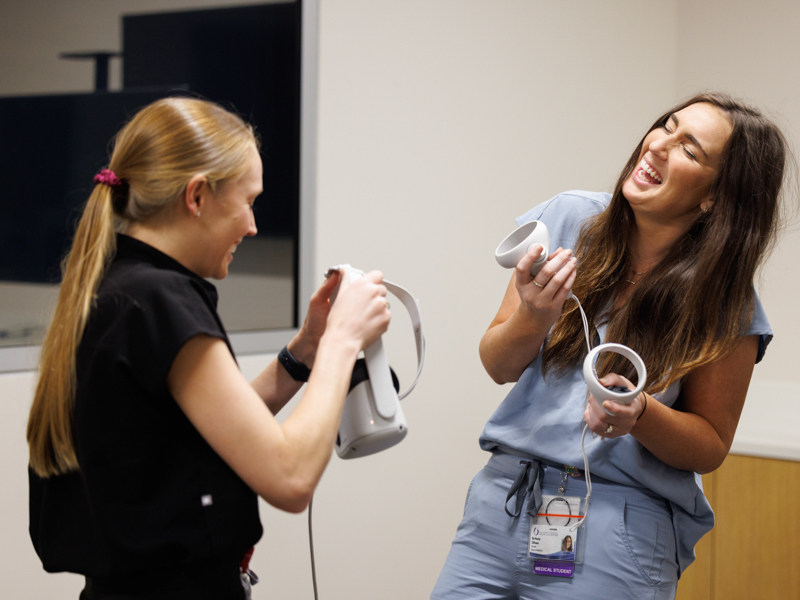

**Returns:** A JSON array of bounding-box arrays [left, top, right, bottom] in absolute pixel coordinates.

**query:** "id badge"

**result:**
[[528, 494, 584, 577]]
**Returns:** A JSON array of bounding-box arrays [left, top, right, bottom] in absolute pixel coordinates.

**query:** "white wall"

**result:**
[[675, 0, 800, 385], [2, 1, 798, 598]]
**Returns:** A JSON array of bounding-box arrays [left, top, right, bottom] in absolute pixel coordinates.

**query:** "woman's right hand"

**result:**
[[514, 245, 577, 330], [479, 243, 578, 383], [325, 269, 391, 351]]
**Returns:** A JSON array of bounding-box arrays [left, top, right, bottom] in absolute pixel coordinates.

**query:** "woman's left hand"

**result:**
[[583, 373, 646, 439], [289, 271, 343, 368]]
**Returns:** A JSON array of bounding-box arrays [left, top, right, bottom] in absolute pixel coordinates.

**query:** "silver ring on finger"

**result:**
[[604, 424, 614, 435], [533, 280, 545, 289]]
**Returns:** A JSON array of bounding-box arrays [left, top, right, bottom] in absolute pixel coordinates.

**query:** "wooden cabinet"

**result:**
[[676, 454, 800, 600]]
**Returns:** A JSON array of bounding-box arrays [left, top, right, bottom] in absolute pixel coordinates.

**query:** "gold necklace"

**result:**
[[625, 269, 647, 285]]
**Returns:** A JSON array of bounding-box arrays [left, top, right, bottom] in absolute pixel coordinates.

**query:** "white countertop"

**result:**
[[731, 379, 800, 462]]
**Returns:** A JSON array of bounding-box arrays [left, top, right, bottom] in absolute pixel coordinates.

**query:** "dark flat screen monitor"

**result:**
[[0, 2, 300, 286]]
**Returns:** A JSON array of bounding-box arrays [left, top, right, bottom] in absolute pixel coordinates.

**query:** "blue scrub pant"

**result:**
[[431, 452, 679, 600]]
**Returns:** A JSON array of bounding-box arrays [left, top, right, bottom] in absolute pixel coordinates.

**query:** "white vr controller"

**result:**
[[327, 265, 425, 459], [495, 220, 551, 276], [494, 221, 647, 413]]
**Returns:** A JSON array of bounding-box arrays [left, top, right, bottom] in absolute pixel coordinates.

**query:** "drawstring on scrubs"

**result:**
[[504, 460, 546, 518]]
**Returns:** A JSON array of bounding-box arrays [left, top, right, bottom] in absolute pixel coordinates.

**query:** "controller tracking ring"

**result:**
[[582, 343, 647, 415]]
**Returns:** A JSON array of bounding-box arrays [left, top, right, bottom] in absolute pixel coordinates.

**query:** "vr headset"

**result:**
[[326, 265, 425, 459]]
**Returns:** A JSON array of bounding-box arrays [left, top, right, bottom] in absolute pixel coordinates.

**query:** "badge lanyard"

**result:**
[[528, 295, 597, 578]]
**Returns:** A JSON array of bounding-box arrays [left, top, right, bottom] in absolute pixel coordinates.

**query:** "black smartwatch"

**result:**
[[278, 345, 311, 382]]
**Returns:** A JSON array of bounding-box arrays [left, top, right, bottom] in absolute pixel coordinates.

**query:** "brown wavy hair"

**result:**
[[542, 92, 787, 393], [27, 97, 258, 477]]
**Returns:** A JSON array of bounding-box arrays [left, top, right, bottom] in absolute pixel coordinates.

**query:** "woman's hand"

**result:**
[[514, 245, 577, 331], [479, 244, 578, 384], [583, 373, 646, 439], [289, 271, 343, 367], [325, 269, 391, 352]]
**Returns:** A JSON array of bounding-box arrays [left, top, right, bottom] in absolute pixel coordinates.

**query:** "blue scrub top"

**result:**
[[479, 191, 773, 574]]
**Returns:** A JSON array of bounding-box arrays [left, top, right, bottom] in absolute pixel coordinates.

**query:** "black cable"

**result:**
[[308, 496, 319, 600]]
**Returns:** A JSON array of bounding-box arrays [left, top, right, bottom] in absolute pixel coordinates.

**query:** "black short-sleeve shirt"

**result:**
[[29, 234, 262, 578]]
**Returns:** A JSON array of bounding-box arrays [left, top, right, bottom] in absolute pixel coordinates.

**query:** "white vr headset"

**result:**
[[326, 265, 426, 459]]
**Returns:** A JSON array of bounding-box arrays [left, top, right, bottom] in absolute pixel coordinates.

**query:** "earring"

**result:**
[[196, 210, 201, 217], [700, 205, 709, 214]]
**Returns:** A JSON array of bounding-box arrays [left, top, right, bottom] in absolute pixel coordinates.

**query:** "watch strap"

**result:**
[[278, 345, 311, 382]]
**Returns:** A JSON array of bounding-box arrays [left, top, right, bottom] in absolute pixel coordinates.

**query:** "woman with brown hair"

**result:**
[[432, 93, 787, 599], [27, 97, 391, 599]]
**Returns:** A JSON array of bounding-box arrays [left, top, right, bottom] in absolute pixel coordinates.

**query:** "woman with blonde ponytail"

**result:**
[[28, 97, 391, 600]]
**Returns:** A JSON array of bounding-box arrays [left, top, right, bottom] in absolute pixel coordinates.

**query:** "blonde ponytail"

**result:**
[[28, 184, 117, 476]]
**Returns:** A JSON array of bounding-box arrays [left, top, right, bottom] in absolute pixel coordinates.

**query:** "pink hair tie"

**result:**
[[93, 168, 122, 187]]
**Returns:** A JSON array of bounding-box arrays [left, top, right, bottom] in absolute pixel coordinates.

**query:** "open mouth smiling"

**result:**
[[635, 158, 663, 184]]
